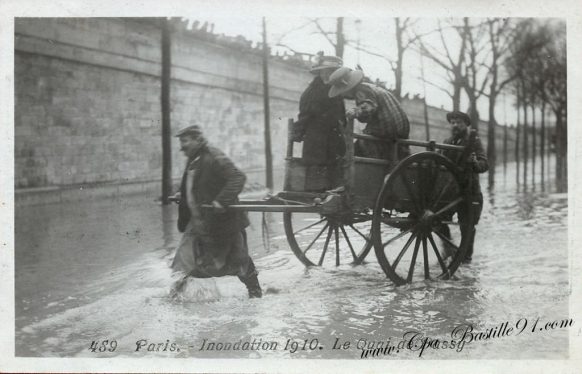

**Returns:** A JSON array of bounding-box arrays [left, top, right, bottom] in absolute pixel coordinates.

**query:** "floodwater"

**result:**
[[15, 157, 570, 359]]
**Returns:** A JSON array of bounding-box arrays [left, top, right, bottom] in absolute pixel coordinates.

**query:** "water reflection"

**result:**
[[15, 160, 569, 359]]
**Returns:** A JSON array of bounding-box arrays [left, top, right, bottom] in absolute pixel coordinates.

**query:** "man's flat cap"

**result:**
[[446, 111, 471, 125], [174, 125, 203, 137]]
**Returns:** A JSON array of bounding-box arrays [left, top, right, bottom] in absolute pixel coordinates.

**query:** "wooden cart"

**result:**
[[216, 119, 479, 286]]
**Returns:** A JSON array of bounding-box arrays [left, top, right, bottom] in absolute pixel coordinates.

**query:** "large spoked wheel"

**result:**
[[284, 210, 374, 266], [372, 152, 476, 286]]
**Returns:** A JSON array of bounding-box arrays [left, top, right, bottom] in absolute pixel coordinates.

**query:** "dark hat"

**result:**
[[446, 111, 471, 125], [328, 67, 364, 98], [174, 125, 203, 138], [310, 54, 343, 73]]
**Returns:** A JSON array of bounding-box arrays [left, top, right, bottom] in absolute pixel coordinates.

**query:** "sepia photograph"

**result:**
[[1, 0, 580, 372]]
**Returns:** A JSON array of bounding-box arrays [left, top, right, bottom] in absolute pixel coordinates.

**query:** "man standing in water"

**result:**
[[171, 125, 262, 298], [440, 111, 488, 263]]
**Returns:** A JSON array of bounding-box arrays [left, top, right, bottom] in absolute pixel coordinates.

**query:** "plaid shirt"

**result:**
[[354, 83, 409, 140]]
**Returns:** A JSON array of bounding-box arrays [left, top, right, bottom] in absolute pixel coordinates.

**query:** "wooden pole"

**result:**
[[503, 124, 508, 177], [502, 92, 507, 178], [522, 83, 528, 190], [161, 18, 172, 205], [284, 119, 294, 191], [540, 101, 546, 191], [515, 90, 521, 188], [343, 118, 355, 192], [420, 52, 430, 140], [262, 17, 273, 191], [531, 103, 536, 189]]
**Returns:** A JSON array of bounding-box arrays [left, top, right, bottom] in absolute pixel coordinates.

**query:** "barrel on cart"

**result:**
[[215, 119, 479, 286]]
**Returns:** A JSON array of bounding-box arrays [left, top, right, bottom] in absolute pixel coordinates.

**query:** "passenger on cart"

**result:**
[[439, 111, 489, 263], [328, 67, 410, 165], [292, 52, 346, 191]]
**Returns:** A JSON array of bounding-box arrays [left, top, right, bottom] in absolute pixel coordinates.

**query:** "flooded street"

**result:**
[[15, 158, 570, 359]]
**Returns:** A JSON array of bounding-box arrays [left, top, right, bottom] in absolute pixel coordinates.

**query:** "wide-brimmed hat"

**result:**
[[328, 67, 364, 98], [446, 111, 471, 125], [310, 55, 343, 72], [174, 124, 203, 138]]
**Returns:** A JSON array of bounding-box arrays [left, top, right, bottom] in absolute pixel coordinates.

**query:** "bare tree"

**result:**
[[418, 19, 468, 111], [312, 17, 346, 58], [543, 23, 567, 192], [506, 19, 565, 191], [388, 18, 426, 100], [461, 18, 490, 130], [481, 18, 520, 186]]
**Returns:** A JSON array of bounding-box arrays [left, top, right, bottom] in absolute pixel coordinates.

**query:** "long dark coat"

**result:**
[[441, 133, 489, 198], [177, 145, 249, 235], [294, 76, 346, 165]]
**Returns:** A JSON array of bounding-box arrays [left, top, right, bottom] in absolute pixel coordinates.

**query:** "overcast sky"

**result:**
[[188, 16, 526, 126]]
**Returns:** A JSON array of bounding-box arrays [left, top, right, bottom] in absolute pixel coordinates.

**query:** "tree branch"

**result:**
[[312, 18, 336, 48]]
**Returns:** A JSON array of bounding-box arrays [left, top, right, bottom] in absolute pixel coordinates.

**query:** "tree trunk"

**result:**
[[452, 72, 462, 111], [540, 101, 546, 191], [515, 90, 521, 187], [161, 18, 172, 205], [262, 17, 273, 190], [555, 107, 568, 192], [336, 17, 345, 59], [522, 83, 528, 190], [503, 124, 508, 177], [394, 18, 404, 101], [487, 92, 497, 188], [531, 103, 536, 189]]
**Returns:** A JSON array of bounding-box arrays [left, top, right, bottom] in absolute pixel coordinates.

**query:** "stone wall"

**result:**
[[15, 17, 311, 191], [15, 17, 539, 200]]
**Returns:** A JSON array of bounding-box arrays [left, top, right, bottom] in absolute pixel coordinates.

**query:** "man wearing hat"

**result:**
[[328, 67, 410, 163], [439, 111, 489, 263], [293, 52, 346, 190], [170, 125, 262, 298]]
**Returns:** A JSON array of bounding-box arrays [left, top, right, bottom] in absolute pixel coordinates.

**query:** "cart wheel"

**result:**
[[284, 210, 373, 267], [372, 152, 476, 285]]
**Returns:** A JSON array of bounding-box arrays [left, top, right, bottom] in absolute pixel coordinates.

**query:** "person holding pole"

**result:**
[[170, 125, 262, 298], [439, 111, 489, 263]]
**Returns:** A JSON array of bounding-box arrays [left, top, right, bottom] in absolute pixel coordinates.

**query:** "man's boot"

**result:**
[[243, 275, 263, 299], [463, 228, 476, 264]]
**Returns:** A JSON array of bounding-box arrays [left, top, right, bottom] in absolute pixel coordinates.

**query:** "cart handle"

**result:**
[[200, 203, 321, 213], [353, 133, 465, 152]]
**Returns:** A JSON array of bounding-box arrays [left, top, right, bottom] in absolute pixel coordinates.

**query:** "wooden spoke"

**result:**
[[303, 222, 329, 255], [381, 217, 416, 226], [427, 232, 448, 274], [418, 162, 435, 209], [433, 230, 460, 253], [318, 225, 334, 266], [422, 236, 429, 279], [434, 197, 463, 217], [334, 226, 340, 266], [339, 225, 358, 261], [382, 227, 414, 249], [293, 218, 326, 235], [431, 178, 454, 210], [407, 236, 421, 282], [424, 163, 439, 209], [400, 172, 421, 213], [348, 224, 370, 242], [392, 231, 417, 269]]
